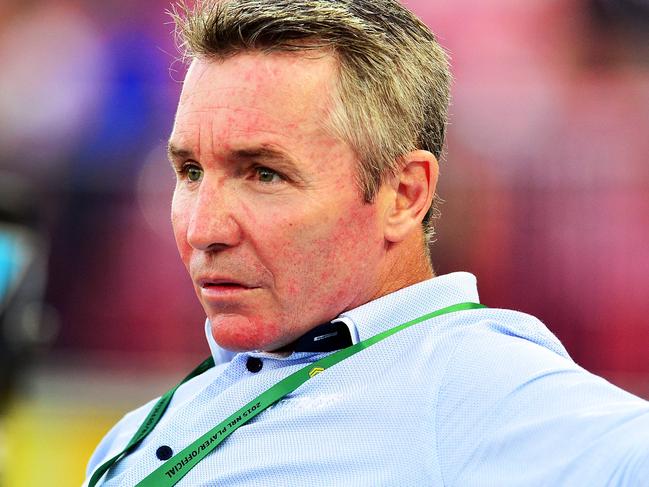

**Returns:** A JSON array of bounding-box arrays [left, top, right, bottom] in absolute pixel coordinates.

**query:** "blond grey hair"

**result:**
[[170, 0, 451, 244]]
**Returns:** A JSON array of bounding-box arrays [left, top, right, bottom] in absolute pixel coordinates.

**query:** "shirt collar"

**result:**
[[205, 272, 479, 365], [340, 271, 479, 341]]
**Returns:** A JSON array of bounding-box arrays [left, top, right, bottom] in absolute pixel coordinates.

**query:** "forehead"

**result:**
[[172, 51, 340, 147]]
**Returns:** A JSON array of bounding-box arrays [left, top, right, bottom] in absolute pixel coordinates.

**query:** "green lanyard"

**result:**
[[89, 301, 485, 486]]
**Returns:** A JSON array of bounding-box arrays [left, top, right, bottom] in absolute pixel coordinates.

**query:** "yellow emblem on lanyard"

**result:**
[[308, 367, 325, 378]]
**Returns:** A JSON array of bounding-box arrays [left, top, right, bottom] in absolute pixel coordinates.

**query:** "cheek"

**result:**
[[322, 204, 381, 258], [171, 191, 191, 264], [241, 203, 307, 262], [278, 204, 382, 291]]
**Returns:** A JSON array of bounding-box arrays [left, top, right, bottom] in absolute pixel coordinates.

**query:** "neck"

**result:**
[[371, 232, 434, 301]]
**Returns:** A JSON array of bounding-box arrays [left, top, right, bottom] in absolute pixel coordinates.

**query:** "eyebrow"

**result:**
[[231, 147, 295, 165], [167, 142, 195, 162], [167, 142, 297, 168]]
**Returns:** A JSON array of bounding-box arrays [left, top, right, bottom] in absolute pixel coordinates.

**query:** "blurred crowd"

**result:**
[[1, 0, 648, 410]]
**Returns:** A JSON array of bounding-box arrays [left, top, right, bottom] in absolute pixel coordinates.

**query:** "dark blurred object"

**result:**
[[587, 0, 649, 66], [0, 172, 57, 412]]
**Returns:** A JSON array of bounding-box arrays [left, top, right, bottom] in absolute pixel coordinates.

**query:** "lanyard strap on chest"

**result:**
[[89, 301, 485, 487]]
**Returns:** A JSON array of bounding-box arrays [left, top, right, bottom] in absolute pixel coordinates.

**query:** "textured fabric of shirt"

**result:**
[[84, 272, 649, 486]]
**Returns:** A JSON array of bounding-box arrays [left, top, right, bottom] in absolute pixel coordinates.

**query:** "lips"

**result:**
[[203, 283, 247, 293], [203, 281, 243, 288], [196, 277, 259, 298], [198, 278, 250, 288]]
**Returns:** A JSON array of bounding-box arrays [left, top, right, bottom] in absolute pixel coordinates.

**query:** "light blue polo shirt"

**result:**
[[85, 272, 649, 485]]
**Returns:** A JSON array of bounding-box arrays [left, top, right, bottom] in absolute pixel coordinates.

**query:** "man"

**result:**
[[85, 0, 649, 485]]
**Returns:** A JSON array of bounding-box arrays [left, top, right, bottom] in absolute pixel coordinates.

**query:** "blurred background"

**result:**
[[0, 0, 648, 484]]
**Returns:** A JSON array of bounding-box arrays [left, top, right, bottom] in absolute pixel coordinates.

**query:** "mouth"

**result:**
[[197, 278, 259, 297], [200, 278, 251, 287], [203, 282, 247, 290]]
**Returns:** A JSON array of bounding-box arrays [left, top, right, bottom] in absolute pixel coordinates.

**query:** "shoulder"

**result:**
[[439, 306, 569, 358], [406, 305, 572, 389], [432, 307, 649, 485], [84, 396, 160, 480], [434, 306, 579, 417], [84, 360, 228, 482]]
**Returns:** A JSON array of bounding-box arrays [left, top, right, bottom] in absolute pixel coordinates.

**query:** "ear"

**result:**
[[383, 150, 439, 243]]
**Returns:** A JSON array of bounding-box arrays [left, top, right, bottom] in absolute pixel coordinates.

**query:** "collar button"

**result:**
[[246, 357, 263, 373]]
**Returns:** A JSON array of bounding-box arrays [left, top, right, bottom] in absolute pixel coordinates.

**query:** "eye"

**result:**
[[180, 163, 203, 182], [255, 166, 283, 183]]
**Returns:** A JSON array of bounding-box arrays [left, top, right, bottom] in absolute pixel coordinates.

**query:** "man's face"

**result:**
[[169, 52, 391, 352]]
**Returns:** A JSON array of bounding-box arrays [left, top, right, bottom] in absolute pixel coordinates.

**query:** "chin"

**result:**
[[209, 313, 285, 352]]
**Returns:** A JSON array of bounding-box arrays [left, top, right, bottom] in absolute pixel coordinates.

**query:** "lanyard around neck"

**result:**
[[89, 301, 486, 487]]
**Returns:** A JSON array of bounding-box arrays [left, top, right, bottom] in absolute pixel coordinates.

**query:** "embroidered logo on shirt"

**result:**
[[268, 393, 344, 412]]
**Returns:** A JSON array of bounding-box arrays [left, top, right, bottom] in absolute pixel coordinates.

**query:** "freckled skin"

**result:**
[[170, 52, 412, 352]]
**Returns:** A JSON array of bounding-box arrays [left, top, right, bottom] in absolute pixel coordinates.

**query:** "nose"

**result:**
[[185, 177, 242, 251]]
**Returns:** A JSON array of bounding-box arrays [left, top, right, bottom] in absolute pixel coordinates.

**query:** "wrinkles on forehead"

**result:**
[[169, 51, 349, 170]]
